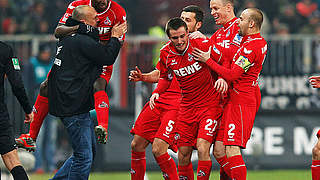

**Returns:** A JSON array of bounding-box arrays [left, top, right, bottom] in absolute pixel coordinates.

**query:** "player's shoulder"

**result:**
[[110, 0, 126, 13], [0, 41, 12, 55], [160, 41, 171, 52], [191, 38, 211, 51], [68, 0, 89, 7]]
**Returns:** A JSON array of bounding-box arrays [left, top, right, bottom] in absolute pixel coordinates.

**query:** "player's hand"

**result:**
[[24, 112, 34, 124], [309, 76, 320, 88], [111, 21, 127, 39], [192, 46, 211, 63], [149, 93, 159, 110], [189, 31, 207, 39], [215, 78, 228, 94], [129, 66, 143, 82]]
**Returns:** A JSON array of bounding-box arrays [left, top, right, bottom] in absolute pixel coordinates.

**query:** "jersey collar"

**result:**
[[223, 17, 238, 31], [168, 39, 190, 56], [242, 33, 262, 43], [90, 0, 112, 15]]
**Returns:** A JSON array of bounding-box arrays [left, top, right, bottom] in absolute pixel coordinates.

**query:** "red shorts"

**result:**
[[100, 65, 113, 83], [176, 105, 222, 148], [130, 102, 178, 146], [223, 103, 256, 148], [215, 112, 226, 142]]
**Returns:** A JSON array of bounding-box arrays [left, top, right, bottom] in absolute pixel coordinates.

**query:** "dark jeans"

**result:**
[[51, 113, 96, 180]]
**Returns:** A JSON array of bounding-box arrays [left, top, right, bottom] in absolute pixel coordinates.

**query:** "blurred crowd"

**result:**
[[0, 0, 319, 35]]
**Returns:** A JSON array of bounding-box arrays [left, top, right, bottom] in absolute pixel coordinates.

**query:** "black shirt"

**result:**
[[48, 33, 121, 117], [0, 42, 32, 116]]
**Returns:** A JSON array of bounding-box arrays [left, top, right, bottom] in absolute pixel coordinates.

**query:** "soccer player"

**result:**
[[129, 5, 205, 180], [192, 8, 267, 180], [190, 1, 244, 179], [309, 75, 320, 180], [15, 0, 126, 147], [150, 17, 224, 180]]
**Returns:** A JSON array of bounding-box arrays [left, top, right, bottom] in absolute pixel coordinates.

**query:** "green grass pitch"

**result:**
[[29, 169, 311, 180]]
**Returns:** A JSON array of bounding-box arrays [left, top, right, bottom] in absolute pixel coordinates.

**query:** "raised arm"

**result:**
[[129, 66, 160, 83]]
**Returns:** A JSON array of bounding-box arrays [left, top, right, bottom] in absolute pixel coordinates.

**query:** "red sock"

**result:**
[[29, 95, 48, 140], [216, 155, 232, 179], [131, 151, 146, 180], [312, 160, 320, 180], [94, 91, 109, 130], [197, 160, 212, 180], [228, 155, 247, 180], [155, 153, 178, 180], [178, 162, 194, 180]]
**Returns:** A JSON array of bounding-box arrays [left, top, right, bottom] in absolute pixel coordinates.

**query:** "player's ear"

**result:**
[[196, 21, 202, 30]]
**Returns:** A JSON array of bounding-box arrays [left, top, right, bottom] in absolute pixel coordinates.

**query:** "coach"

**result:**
[[48, 5, 126, 180]]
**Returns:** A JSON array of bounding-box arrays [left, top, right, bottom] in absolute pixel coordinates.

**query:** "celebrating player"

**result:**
[[150, 17, 225, 180], [192, 8, 267, 180], [309, 75, 320, 180], [129, 5, 205, 180], [15, 0, 126, 148], [190, 0, 246, 179]]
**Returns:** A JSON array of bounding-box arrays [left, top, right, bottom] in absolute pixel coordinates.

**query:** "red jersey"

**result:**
[[59, 0, 126, 41], [231, 33, 267, 102], [157, 38, 222, 108], [206, 33, 267, 104], [154, 63, 181, 110], [210, 17, 242, 68]]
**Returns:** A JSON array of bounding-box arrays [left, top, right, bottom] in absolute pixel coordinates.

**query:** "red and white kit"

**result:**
[[130, 75, 181, 146], [210, 17, 242, 142], [155, 38, 223, 147], [206, 33, 267, 148], [59, 0, 126, 82]]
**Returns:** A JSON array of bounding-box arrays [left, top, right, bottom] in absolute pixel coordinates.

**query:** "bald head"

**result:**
[[221, 0, 234, 6], [247, 8, 264, 30], [72, 5, 98, 27]]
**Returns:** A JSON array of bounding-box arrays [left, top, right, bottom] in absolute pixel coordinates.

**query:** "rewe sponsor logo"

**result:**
[[98, 27, 111, 35], [173, 62, 202, 77]]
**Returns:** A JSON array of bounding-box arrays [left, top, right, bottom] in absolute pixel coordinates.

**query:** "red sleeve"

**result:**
[[59, 1, 77, 24], [152, 78, 171, 95], [115, 4, 127, 41], [153, 52, 171, 94], [206, 58, 244, 81]]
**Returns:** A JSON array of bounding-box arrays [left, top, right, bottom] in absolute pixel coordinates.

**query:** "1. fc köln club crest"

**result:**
[[104, 17, 112, 25]]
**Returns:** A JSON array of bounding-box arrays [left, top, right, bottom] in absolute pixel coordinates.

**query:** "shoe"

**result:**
[[15, 134, 36, 152], [94, 125, 107, 144]]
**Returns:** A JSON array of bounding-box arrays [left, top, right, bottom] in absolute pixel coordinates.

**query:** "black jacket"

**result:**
[[0, 42, 32, 119], [48, 32, 121, 117]]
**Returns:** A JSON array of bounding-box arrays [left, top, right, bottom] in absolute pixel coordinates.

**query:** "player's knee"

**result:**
[[178, 150, 192, 166], [151, 144, 166, 157], [131, 140, 145, 152], [39, 80, 48, 97], [93, 78, 107, 93], [313, 145, 320, 160], [213, 144, 225, 159]]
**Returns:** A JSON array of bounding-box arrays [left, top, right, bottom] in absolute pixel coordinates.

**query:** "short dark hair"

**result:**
[[165, 17, 188, 37], [248, 8, 263, 29], [182, 5, 204, 22]]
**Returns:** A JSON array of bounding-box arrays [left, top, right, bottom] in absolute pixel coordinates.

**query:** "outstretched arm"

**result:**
[[129, 66, 160, 83], [192, 47, 244, 81]]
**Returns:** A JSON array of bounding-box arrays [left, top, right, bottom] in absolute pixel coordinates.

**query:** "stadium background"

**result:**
[[0, 0, 320, 176]]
